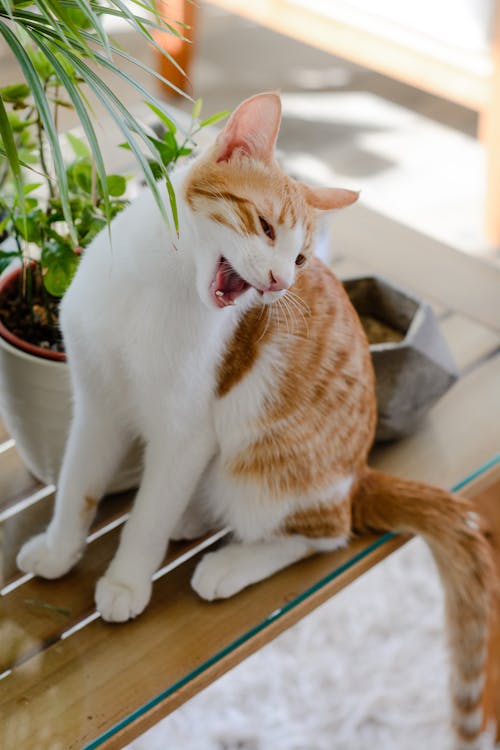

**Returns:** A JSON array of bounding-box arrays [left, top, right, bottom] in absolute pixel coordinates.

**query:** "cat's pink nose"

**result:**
[[266, 270, 288, 292]]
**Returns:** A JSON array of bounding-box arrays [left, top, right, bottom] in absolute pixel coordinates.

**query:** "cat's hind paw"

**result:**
[[191, 548, 250, 601], [17, 533, 80, 579], [95, 574, 152, 622]]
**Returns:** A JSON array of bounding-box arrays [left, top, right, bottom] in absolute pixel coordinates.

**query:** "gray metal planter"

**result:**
[[343, 276, 459, 442]]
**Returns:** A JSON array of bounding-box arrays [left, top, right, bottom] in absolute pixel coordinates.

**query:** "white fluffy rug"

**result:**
[[128, 540, 496, 750]]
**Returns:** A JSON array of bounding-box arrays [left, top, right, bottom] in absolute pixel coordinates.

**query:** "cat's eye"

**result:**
[[295, 253, 306, 266], [258, 216, 275, 241]]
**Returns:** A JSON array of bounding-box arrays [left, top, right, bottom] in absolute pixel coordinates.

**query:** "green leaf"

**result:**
[[0, 250, 20, 274], [23, 182, 42, 194], [105, 174, 127, 197], [26, 43, 54, 82], [145, 102, 177, 134], [66, 131, 90, 159], [0, 23, 76, 244], [0, 83, 31, 103], [147, 134, 176, 168], [41, 237, 79, 297], [192, 97, 203, 121], [66, 157, 92, 194], [147, 159, 164, 181], [165, 172, 178, 235], [25, 34, 112, 228], [199, 110, 231, 128], [14, 207, 45, 242], [0, 93, 25, 221], [47, 45, 172, 229], [78, 215, 106, 246]]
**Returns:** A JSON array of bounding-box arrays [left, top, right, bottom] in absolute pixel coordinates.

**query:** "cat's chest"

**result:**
[[213, 338, 285, 456], [124, 289, 226, 386]]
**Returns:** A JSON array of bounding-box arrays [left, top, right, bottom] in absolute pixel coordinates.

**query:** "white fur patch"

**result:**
[[207, 467, 354, 543], [307, 536, 349, 552], [454, 674, 485, 705], [456, 707, 483, 736]]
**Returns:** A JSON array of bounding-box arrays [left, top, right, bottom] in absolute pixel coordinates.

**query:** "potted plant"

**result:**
[[0, 32, 228, 488], [342, 275, 459, 442]]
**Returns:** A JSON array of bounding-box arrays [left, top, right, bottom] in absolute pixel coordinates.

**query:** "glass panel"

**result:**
[[84, 452, 500, 750]]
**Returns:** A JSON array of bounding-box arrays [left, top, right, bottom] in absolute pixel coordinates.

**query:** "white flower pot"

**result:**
[[0, 333, 143, 491]]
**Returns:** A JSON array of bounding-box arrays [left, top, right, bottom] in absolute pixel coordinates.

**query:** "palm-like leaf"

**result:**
[[0, 0, 189, 231]]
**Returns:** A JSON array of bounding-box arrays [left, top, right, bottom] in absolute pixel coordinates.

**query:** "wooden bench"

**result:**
[[1, 207, 500, 748]]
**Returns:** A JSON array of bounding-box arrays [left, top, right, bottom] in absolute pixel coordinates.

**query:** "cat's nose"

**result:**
[[266, 270, 288, 292]]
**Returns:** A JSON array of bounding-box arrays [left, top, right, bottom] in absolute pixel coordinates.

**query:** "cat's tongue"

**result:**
[[211, 257, 250, 308]]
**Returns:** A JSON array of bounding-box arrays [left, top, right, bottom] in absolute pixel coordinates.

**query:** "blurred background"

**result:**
[[2, 0, 499, 266], [174, 0, 499, 265]]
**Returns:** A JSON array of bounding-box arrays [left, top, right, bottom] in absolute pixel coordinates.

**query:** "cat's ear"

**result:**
[[303, 186, 359, 211], [214, 92, 281, 164]]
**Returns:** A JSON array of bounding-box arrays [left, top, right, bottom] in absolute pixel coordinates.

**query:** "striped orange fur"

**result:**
[[185, 92, 494, 748]]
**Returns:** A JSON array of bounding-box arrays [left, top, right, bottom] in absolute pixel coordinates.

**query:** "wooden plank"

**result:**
[[1, 489, 134, 590], [204, 0, 490, 111], [439, 314, 500, 372], [0, 529, 221, 675], [2, 461, 498, 750], [0, 532, 406, 750], [330, 204, 500, 330], [106, 464, 500, 750]]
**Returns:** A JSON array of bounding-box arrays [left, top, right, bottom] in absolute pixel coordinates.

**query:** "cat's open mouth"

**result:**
[[210, 256, 252, 308]]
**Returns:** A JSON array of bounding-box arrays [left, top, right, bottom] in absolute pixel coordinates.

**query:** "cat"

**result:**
[[17, 92, 493, 748]]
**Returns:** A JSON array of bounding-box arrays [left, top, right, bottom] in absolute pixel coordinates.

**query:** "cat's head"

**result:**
[[183, 92, 357, 310]]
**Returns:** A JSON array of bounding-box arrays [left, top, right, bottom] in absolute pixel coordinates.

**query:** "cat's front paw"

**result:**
[[17, 533, 81, 579], [95, 574, 152, 623], [191, 548, 249, 601]]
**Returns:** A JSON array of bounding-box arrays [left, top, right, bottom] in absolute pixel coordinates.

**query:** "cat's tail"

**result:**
[[351, 467, 495, 750]]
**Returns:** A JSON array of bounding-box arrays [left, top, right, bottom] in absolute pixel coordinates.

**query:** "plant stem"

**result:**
[[40, 266, 54, 327], [24, 261, 34, 324]]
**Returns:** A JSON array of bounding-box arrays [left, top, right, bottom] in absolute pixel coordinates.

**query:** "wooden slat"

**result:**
[[439, 314, 500, 372], [1, 462, 498, 750], [0, 489, 134, 589], [330, 204, 500, 330], [0, 532, 406, 750], [204, 0, 490, 111], [0, 529, 220, 675]]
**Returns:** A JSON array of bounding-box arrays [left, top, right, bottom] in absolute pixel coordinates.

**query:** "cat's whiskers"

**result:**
[[256, 303, 272, 343], [275, 296, 292, 336], [283, 294, 303, 336], [283, 291, 310, 337], [286, 289, 311, 317]]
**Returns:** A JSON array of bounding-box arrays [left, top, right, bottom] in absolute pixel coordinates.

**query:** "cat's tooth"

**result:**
[[215, 290, 224, 297]]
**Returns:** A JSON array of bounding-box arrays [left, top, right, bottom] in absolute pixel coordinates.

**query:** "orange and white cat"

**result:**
[[17, 93, 493, 748]]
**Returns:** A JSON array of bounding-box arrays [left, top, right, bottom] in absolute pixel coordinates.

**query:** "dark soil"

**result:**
[[0, 270, 64, 354], [360, 314, 405, 345]]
